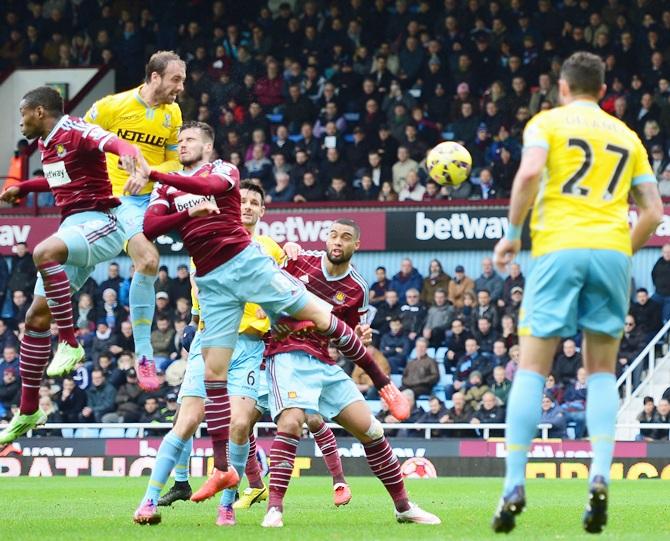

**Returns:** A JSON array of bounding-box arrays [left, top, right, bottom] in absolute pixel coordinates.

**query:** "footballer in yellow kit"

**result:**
[[491, 52, 663, 535], [84, 51, 186, 385]]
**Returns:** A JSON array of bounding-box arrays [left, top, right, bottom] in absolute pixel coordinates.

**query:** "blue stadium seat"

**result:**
[[74, 428, 100, 438], [266, 113, 283, 123], [391, 374, 403, 387], [344, 134, 354, 143], [441, 131, 455, 140], [124, 428, 139, 438], [435, 347, 448, 362], [288, 134, 304, 143], [344, 112, 360, 122], [61, 428, 74, 438], [367, 399, 382, 413], [99, 428, 126, 438]]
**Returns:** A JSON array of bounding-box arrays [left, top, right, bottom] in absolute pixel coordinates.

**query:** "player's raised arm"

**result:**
[[146, 161, 239, 197], [493, 146, 547, 271]]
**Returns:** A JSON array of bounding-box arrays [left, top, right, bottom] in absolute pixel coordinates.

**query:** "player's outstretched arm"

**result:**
[[493, 147, 547, 272], [1, 177, 51, 203], [147, 166, 238, 197], [631, 182, 664, 253], [143, 200, 219, 240]]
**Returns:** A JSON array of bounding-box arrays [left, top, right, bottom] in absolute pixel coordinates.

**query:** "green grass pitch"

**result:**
[[2, 476, 668, 540]]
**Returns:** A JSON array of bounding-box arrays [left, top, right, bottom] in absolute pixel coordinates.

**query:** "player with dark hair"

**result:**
[[259, 219, 441, 528], [0, 86, 140, 443], [492, 51, 664, 533], [126, 124, 409, 522], [84, 50, 186, 392]]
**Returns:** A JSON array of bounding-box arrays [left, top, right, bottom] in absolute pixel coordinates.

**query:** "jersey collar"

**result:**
[[42, 114, 69, 147], [321, 253, 351, 281], [135, 85, 159, 110], [568, 99, 600, 109]]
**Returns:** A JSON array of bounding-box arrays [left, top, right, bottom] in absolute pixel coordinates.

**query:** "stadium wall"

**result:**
[[0, 68, 115, 176]]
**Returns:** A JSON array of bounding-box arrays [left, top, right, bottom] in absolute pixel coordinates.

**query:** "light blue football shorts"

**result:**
[[266, 352, 365, 421], [194, 243, 309, 350], [177, 331, 205, 403], [34, 209, 125, 297], [117, 194, 150, 240], [228, 334, 265, 401], [519, 248, 631, 338]]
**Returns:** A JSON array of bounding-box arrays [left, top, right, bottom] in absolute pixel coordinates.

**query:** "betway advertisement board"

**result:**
[[3, 206, 670, 255], [3, 437, 670, 479]]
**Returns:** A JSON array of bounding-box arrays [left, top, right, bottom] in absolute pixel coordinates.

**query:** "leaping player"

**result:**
[[84, 50, 185, 391], [0, 86, 140, 443], [125, 122, 408, 523]]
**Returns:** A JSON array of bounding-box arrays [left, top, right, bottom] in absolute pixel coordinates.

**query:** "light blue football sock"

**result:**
[[502, 369, 545, 496], [130, 272, 155, 360], [174, 436, 193, 482], [220, 440, 250, 506], [586, 372, 617, 484], [142, 431, 187, 505]]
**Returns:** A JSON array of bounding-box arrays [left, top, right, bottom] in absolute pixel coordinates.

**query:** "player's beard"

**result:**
[[180, 150, 203, 168], [326, 248, 352, 265]]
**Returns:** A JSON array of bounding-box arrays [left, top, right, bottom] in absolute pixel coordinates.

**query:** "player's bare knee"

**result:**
[[306, 413, 323, 432], [230, 416, 250, 440], [33, 239, 66, 265], [174, 408, 202, 438], [277, 408, 305, 436], [25, 299, 51, 330]]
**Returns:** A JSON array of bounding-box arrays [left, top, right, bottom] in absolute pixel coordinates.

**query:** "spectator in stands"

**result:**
[[490, 340, 510, 371], [505, 345, 521, 382], [653, 398, 670, 441], [104, 368, 143, 423], [500, 314, 518, 349], [96, 352, 124, 389], [10, 289, 29, 326], [154, 265, 170, 296], [80, 369, 116, 422], [562, 366, 588, 438], [422, 289, 455, 348], [503, 286, 523, 321], [617, 314, 646, 385], [380, 317, 411, 374], [398, 170, 425, 201], [0, 345, 19, 374], [391, 146, 419, 194], [266, 171, 296, 203], [109, 321, 135, 357], [401, 338, 439, 398], [473, 317, 499, 355], [447, 338, 481, 399], [154, 291, 173, 323], [73, 293, 96, 332], [354, 174, 380, 201], [369, 266, 390, 306], [637, 396, 659, 441], [56, 377, 87, 423], [97, 262, 123, 301], [294, 170, 325, 202], [390, 258, 423, 304], [475, 258, 504, 302], [441, 392, 474, 438], [91, 321, 113, 362], [473, 289, 500, 331], [371, 289, 401, 338], [324, 176, 351, 202], [169, 264, 191, 306], [540, 393, 567, 438], [378, 180, 399, 202], [0, 319, 17, 352], [421, 260, 451, 306], [463, 370, 490, 412], [0, 249, 7, 313], [652, 244, 670, 322], [98, 288, 126, 331], [631, 288, 663, 342], [471, 391, 505, 432], [491, 365, 512, 406], [448, 265, 475, 308], [0, 367, 19, 412], [7, 242, 36, 297], [151, 316, 177, 372], [553, 339, 582, 387], [544, 373, 564, 404], [399, 288, 427, 342], [139, 396, 163, 426], [420, 396, 449, 438], [501, 263, 525, 308], [443, 319, 471, 371]]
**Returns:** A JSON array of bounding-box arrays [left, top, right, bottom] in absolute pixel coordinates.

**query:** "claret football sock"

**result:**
[[312, 422, 346, 485], [204, 381, 231, 471], [363, 436, 410, 513], [268, 432, 300, 512], [245, 434, 264, 489], [19, 326, 52, 414], [38, 262, 77, 347]]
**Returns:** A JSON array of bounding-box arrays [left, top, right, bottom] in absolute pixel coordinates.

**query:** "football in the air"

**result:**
[[400, 457, 438, 479], [426, 141, 472, 186]]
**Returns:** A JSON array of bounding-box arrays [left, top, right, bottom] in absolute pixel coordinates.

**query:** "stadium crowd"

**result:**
[[1, 241, 669, 440], [5, 0, 670, 204]]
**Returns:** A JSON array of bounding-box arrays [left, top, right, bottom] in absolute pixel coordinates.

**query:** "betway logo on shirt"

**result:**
[[415, 211, 509, 241], [117, 129, 166, 147], [174, 194, 215, 212]]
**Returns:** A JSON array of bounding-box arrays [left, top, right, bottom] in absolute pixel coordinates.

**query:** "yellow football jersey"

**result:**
[[84, 85, 182, 196], [523, 100, 655, 257], [190, 235, 285, 335]]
